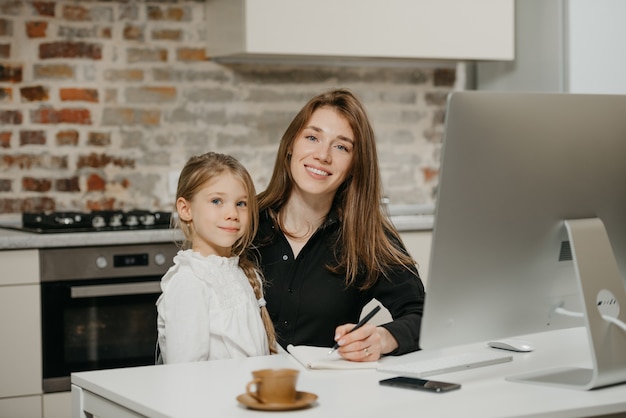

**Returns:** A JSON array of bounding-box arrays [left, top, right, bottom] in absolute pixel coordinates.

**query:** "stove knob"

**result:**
[[154, 252, 166, 266], [96, 256, 108, 269]]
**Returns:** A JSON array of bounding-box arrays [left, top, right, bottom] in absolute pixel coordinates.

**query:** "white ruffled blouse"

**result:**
[[156, 249, 270, 364]]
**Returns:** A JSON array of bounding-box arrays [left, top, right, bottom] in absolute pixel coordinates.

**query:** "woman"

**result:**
[[253, 88, 425, 361]]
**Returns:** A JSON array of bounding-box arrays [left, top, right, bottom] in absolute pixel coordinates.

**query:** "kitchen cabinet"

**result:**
[[0, 250, 42, 416], [206, 0, 514, 63], [476, 0, 626, 93], [0, 396, 41, 418], [43, 392, 72, 418]]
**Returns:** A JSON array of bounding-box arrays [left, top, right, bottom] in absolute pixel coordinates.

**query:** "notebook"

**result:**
[[286, 345, 381, 370], [377, 350, 513, 378]]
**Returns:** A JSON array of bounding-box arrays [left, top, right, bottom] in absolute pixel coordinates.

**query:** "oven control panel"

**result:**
[[40, 243, 178, 282]]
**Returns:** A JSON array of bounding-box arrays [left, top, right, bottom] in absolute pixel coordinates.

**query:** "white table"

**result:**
[[71, 327, 626, 418]]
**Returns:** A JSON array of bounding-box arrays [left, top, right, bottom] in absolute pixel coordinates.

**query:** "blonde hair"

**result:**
[[176, 152, 277, 353], [258, 89, 418, 289]]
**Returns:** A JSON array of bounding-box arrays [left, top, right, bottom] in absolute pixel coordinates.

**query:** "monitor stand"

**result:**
[[507, 218, 626, 390]]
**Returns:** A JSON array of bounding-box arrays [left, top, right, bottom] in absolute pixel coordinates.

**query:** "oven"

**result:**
[[40, 242, 178, 393]]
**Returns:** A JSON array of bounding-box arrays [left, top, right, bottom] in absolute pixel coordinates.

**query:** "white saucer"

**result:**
[[236, 391, 318, 411]]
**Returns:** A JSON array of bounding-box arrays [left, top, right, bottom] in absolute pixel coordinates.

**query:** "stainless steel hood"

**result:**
[[205, 0, 515, 66]]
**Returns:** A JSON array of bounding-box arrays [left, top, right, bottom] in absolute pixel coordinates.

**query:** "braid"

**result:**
[[240, 258, 278, 354]]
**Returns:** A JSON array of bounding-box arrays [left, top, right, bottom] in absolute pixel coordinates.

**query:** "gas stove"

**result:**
[[4, 210, 172, 233]]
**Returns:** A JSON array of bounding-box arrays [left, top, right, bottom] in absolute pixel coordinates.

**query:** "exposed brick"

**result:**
[[20, 130, 46, 146], [152, 68, 229, 83], [102, 107, 161, 127], [0, 64, 23, 82], [119, 4, 138, 20], [39, 42, 102, 60], [23, 176, 52, 192], [0, 179, 11, 192], [104, 89, 117, 103], [422, 167, 439, 183], [86, 197, 116, 211], [0, 197, 55, 213], [30, 107, 92, 125], [88, 131, 111, 146], [424, 92, 449, 106], [58, 25, 95, 39], [0, 87, 12, 102], [432, 108, 445, 126], [62, 5, 90, 21], [62, 5, 113, 22], [123, 24, 144, 41], [125, 86, 176, 103], [0, 44, 9, 58], [34, 64, 74, 79], [56, 130, 79, 146], [60, 88, 98, 102], [104, 69, 143, 82], [32, 2, 56, 17], [177, 48, 207, 62], [87, 173, 106, 191], [434, 68, 456, 87], [2, 153, 68, 170], [26, 21, 48, 38], [21, 197, 56, 212], [152, 29, 182, 41], [55, 176, 80, 192], [0, 18, 13, 36], [140, 110, 162, 126], [0, 132, 11, 148], [147, 6, 189, 21], [127, 48, 167, 63], [20, 85, 49, 101], [77, 153, 135, 169], [0, 110, 22, 125]]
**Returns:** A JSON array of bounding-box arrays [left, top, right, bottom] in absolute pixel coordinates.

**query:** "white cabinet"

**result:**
[[0, 396, 41, 418], [0, 250, 42, 417], [206, 0, 514, 63], [43, 392, 72, 418]]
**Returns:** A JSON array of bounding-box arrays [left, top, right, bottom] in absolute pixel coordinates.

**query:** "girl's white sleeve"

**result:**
[[163, 275, 211, 363]]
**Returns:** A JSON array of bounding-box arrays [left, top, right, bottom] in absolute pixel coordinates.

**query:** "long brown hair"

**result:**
[[257, 89, 417, 289], [176, 152, 277, 353]]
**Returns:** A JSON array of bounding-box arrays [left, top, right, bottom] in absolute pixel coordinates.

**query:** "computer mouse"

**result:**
[[487, 338, 535, 352]]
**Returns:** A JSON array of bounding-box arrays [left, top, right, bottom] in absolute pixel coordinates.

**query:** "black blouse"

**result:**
[[253, 209, 426, 356]]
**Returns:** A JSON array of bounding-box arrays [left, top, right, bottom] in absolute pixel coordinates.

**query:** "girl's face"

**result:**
[[289, 106, 354, 202], [176, 172, 250, 257]]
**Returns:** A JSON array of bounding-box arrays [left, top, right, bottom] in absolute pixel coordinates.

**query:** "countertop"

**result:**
[[71, 327, 626, 418], [0, 208, 433, 250]]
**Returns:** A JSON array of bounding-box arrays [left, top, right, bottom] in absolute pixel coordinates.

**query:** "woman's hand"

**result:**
[[333, 323, 399, 362]]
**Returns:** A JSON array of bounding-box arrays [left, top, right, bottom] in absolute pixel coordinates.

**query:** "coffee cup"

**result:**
[[245, 368, 299, 404]]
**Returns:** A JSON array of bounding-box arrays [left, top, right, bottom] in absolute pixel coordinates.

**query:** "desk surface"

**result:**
[[71, 327, 626, 418]]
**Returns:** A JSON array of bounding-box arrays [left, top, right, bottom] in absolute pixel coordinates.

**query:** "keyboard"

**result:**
[[378, 350, 513, 378]]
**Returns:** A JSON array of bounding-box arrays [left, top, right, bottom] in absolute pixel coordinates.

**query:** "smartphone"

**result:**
[[379, 376, 461, 393]]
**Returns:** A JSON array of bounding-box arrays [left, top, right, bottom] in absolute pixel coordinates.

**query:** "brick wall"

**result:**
[[0, 0, 463, 214]]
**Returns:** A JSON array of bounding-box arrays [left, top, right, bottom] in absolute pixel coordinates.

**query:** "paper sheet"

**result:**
[[286, 344, 381, 370]]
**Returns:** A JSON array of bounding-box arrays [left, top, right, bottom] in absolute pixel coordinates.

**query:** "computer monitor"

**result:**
[[419, 92, 626, 388]]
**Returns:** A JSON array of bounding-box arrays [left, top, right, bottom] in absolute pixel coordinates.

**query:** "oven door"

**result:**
[[41, 276, 161, 393]]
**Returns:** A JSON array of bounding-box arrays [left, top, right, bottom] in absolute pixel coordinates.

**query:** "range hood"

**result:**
[[205, 0, 514, 66]]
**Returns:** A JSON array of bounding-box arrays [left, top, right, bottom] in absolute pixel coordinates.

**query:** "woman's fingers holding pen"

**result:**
[[334, 323, 381, 362]]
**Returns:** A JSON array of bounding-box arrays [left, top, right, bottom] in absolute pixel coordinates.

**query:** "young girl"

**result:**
[[156, 152, 276, 364]]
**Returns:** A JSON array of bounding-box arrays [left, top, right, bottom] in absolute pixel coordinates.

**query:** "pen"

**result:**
[[328, 305, 382, 355]]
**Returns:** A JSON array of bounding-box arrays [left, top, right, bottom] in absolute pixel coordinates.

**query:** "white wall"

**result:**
[[477, 0, 626, 94], [567, 0, 626, 93]]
